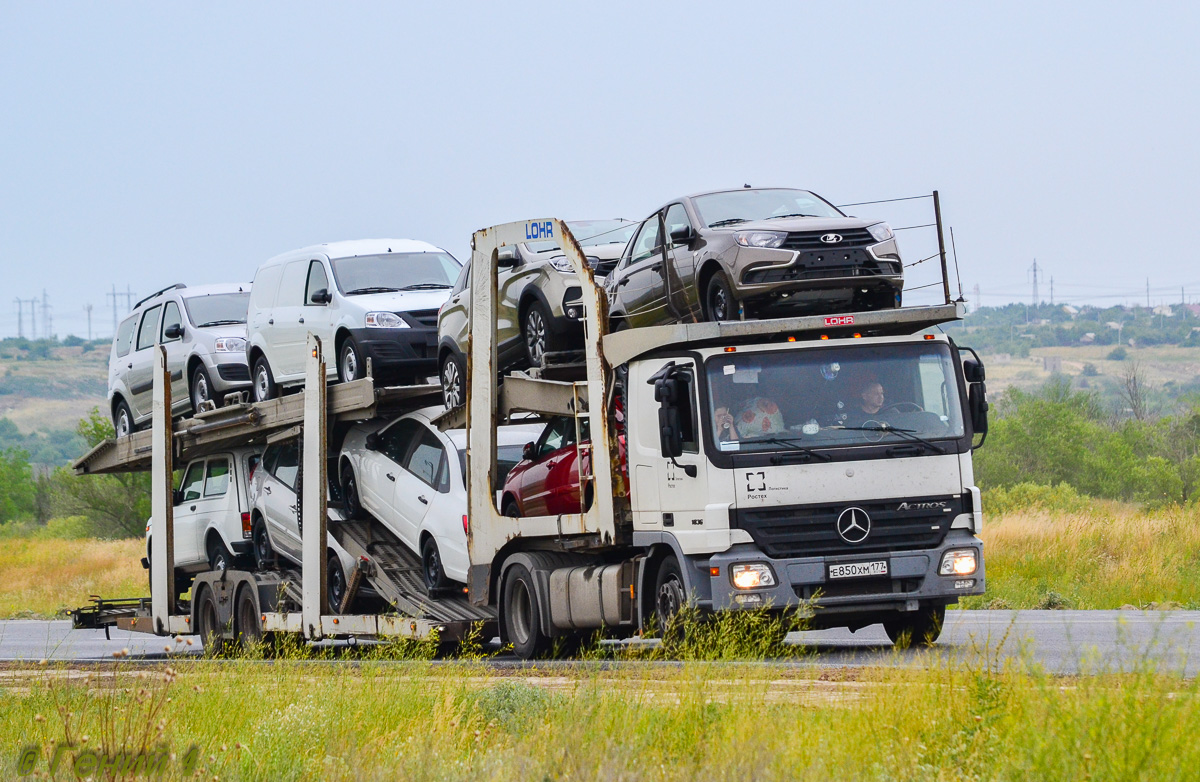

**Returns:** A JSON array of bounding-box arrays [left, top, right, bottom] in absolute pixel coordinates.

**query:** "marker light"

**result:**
[[787, 336, 796, 342], [724, 347, 737, 353], [820, 335, 829, 340], [731, 563, 776, 589], [710, 566, 720, 577], [924, 334, 936, 340], [940, 549, 978, 576]]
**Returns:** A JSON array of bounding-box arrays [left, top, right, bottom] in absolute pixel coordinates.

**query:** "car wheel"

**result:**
[[191, 365, 215, 414], [339, 337, 364, 383], [207, 538, 234, 573], [654, 556, 687, 639], [522, 301, 559, 368], [422, 536, 449, 592], [440, 352, 466, 409], [252, 516, 276, 570], [252, 356, 277, 403], [341, 463, 366, 520], [502, 497, 521, 518], [327, 552, 349, 613], [883, 606, 945, 647], [113, 399, 134, 439], [502, 562, 549, 659], [704, 271, 735, 322]]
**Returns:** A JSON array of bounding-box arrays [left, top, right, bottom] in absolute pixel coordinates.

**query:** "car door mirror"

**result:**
[[163, 324, 183, 340], [365, 432, 380, 452], [497, 247, 519, 268], [173, 489, 183, 506], [309, 288, 332, 305], [522, 442, 535, 460], [669, 225, 692, 246]]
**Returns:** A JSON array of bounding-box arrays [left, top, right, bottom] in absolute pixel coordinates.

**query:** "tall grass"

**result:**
[[0, 537, 145, 618], [5, 652, 1199, 780]]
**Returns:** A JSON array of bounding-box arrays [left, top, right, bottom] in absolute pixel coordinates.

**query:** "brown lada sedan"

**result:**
[[603, 187, 903, 328]]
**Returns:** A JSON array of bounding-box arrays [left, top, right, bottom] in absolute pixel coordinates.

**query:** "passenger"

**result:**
[[735, 396, 786, 438], [713, 405, 739, 443]]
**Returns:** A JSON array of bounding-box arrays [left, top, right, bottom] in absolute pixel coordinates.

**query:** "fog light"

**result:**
[[940, 550, 977, 576], [566, 306, 579, 318], [955, 579, 976, 589], [731, 563, 776, 589], [733, 593, 763, 606]]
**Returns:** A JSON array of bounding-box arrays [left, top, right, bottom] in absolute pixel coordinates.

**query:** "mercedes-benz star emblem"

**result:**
[[820, 233, 843, 244], [836, 507, 871, 544]]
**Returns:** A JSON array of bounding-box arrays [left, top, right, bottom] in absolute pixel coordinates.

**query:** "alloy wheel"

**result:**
[[525, 310, 546, 366], [442, 360, 462, 408]]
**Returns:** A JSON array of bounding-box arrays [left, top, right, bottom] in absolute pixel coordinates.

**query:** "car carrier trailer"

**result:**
[[73, 215, 988, 657]]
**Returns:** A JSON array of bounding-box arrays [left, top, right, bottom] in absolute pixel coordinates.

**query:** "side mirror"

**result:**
[[364, 432, 380, 452], [969, 382, 989, 439], [669, 225, 692, 246], [310, 288, 332, 305], [964, 358, 985, 384], [497, 247, 519, 268], [522, 442, 535, 461], [652, 374, 685, 459], [164, 324, 183, 340], [172, 489, 183, 506]]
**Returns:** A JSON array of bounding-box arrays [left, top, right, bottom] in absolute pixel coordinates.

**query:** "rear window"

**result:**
[[204, 458, 230, 497], [458, 444, 525, 487]]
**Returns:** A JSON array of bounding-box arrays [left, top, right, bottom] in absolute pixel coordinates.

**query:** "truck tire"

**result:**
[[654, 556, 687, 639], [195, 586, 227, 655], [235, 584, 272, 649], [502, 562, 549, 659], [704, 271, 735, 322], [252, 356, 277, 403], [191, 365, 215, 415], [883, 605, 945, 647]]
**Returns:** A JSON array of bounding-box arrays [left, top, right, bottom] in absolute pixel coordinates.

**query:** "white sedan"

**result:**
[[339, 407, 540, 591]]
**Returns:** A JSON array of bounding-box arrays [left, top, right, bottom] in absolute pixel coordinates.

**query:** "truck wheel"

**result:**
[[190, 365, 215, 414], [252, 517, 276, 570], [252, 356, 277, 402], [207, 538, 234, 573], [422, 536, 449, 593], [341, 464, 366, 520], [113, 399, 134, 439], [195, 586, 227, 655], [338, 337, 364, 383], [235, 584, 272, 649], [328, 552, 348, 614], [654, 556, 687, 638], [502, 563, 549, 659], [522, 301, 559, 368], [704, 272, 735, 322], [883, 605, 945, 647], [440, 352, 466, 409]]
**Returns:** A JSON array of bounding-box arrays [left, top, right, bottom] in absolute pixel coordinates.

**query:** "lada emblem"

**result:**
[[836, 506, 871, 544], [820, 233, 843, 244]]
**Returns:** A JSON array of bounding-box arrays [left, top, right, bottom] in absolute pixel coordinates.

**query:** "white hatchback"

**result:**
[[338, 407, 540, 591]]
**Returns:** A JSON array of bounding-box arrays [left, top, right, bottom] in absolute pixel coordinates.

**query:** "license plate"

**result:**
[[828, 560, 888, 580]]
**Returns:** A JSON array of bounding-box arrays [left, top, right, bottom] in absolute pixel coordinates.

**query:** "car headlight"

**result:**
[[940, 549, 977, 576], [213, 337, 246, 353], [549, 255, 575, 272], [731, 562, 777, 589], [365, 312, 408, 329], [867, 222, 894, 242], [734, 231, 788, 249]]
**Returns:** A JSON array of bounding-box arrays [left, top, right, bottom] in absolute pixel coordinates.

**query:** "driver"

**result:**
[[859, 377, 885, 416], [837, 374, 886, 428]]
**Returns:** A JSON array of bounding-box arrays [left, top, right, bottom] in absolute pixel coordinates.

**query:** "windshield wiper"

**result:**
[[398, 283, 452, 291], [836, 425, 946, 454], [708, 218, 748, 227], [196, 319, 244, 327], [766, 213, 819, 219], [745, 437, 832, 462], [345, 286, 400, 295]]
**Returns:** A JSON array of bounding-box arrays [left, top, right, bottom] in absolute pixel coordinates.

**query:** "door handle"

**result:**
[[617, 278, 630, 287], [649, 264, 662, 272], [268, 318, 274, 325], [418, 495, 428, 505], [386, 473, 395, 482], [189, 505, 196, 511], [298, 317, 305, 324], [263, 485, 272, 494], [127, 363, 133, 369]]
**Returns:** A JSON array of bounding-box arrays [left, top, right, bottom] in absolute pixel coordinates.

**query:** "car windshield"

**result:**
[[183, 292, 250, 326], [705, 342, 964, 454], [525, 220, 636, 253], [330, 252, 461, 294], [692, 189, 843, 228], [458, 444, 525, 486]]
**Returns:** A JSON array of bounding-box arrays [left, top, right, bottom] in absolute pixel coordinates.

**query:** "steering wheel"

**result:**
[[881, 401, 924, 414]]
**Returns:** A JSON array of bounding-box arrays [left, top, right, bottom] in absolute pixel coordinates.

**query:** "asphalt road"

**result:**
[[2, 611, 1197, 674]]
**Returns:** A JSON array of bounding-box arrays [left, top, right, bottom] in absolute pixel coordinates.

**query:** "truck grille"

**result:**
[[730, 495, 961, 559], [780, 228, 876, 251]]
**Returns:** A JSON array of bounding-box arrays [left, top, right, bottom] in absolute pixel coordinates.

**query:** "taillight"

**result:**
[[248, 463, 257, 483], [241, 512, 252, 538], [462, 514, 469, 536]]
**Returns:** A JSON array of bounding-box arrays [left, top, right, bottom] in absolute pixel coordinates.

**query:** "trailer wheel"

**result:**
[[235, 584, 270, 649], [883, 605, 945, 647], [502, 563, 549, 659], [654, 556, 687, 639], [252, 517, 276, 570], [195, 586, 227, 655], [328, 552, 348, 614]]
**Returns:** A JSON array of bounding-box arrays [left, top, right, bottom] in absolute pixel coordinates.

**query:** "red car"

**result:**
[[500, 416, 625, 517]]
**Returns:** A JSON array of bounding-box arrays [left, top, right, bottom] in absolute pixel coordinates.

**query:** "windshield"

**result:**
[[183, 293, 250, 326], [458, 444, 525, 485], [692, 189, 843, 228], [525, 220, 636, 253], [705, 342, 965, 454], [330, 252, 461, 294]]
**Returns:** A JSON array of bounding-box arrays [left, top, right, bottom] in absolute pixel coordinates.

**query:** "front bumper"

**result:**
[[205, 353, 252, 392], [347, 326, 439, 375], [705, 531, 985, 618]]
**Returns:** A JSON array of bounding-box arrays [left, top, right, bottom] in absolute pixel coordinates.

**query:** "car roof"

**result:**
[[444, 424, 543, 451], [680, 186, 810, 201], [263, 238, 449, 266], [179, 283, 251, 298]]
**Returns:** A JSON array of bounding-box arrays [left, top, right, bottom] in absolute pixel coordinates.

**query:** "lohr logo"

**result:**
[[525, 221, 554, 240], [897, 501, 947, 511], [824, 315, 855, 327]]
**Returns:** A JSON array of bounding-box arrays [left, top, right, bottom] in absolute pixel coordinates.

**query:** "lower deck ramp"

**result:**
[[331, 518, 495, 626]]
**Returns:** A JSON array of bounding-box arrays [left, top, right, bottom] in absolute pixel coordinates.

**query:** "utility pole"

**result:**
[[28, 296, 36, 339], [972, 283, 981, 314], [123, 285, 135, 312], [41, 290, 52, 340], [1029, 259, 1039, 308], [1050, 276, 1054, 307], [13, 299, 23, 338], [83, 304, 94, 341], [107, 284, 119, 335]]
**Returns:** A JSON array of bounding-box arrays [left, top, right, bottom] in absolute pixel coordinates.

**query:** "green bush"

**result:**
[[1107, 346, 1128, 361], [983, 482, 1089, 515]]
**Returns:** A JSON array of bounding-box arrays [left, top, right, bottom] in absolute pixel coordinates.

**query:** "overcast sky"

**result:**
[[2, 1, 1198, 339]]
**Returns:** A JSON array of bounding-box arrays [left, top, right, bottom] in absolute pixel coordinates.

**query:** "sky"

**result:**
[[2, 1, 1199, 340]]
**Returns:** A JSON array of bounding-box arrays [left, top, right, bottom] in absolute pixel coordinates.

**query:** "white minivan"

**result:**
[[246, 239, 461, 401]]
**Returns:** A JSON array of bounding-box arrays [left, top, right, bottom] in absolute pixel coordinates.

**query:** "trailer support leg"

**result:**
[[150, 345, 175, 635]]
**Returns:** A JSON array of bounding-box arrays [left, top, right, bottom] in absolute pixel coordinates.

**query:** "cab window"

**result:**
[[305, 261, 330, 304], [203, 457, 230, 497], [136, 305, 162, 351], [178, 461, 205, 503], [160, 301, 182, 343], [114, 316, 137, 358]]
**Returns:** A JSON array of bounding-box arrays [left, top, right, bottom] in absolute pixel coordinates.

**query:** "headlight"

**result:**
[[731, 562, 776, 589], [734, 230, 788, 249], [365, 312, 408, 329], [940, 549, 977, 576], [213, 337, 246, 353], [549, 255, 575, 272], [867, 222, 894, 242]]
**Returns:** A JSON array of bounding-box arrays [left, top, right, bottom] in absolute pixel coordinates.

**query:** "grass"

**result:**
[[0, 537, 145, 619], [3, 651, 1199, 780], [962, 501, 1200, 610]]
